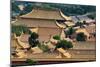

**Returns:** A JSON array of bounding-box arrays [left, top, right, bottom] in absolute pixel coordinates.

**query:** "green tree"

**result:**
[[12, 1, 20, 13], [11, 1, 96, 16], [28, 32, 39, 47], [38, 44, 49, 52], [53, 35, 60, 40], [76, 32, 87, 41], [87, 13, 96, 19], [65, 27, 75, 36], [55, 40, 73, 49], [26, 59, 37, 65], [11, 25, 31, 36]]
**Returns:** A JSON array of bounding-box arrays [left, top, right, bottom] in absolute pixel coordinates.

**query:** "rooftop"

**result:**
[[20, 8, 65, 20]]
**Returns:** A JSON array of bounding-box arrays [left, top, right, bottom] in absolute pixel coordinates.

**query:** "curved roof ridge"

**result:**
[[20, 8, 65, 20], [60, 10, 72, 21], [20, 8, 34, 18]]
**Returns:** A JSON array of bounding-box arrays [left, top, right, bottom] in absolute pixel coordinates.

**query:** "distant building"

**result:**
[[85, 24, 96, 41], [75, 28, 90, 38], [71, 15, 95, 23], [75, 24, 96, 41]]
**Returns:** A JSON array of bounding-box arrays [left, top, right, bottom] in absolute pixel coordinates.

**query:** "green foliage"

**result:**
[[30, 32, 38, 39], [87, 13, 96, 19], [53, 35, 60, 40], [28, 32, 39, 47], [55, 40, 73, 49], [26, 59, 37, 65], [12, 1, 20, 13], [76, 32, 87, 41], [15, 31, 22, 36], [65, 27, 75, 35], [38, 44, 49, 52], [12, 1, 96, 16], [11, 25, 31, 36], [66, 41, 73, 48]]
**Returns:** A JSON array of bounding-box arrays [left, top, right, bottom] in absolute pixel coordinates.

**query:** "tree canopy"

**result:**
[[55, 40, 73, 49], [53, 35, 61, 40], [28, 32, 39, 47], [76, 32, 87, 41], [11, 1, 96, 16], [11, 25, 31, 36], [64, 27, 75, 36]]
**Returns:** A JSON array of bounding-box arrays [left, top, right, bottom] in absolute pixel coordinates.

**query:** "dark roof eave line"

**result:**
[[20, 17, 65, 20]]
